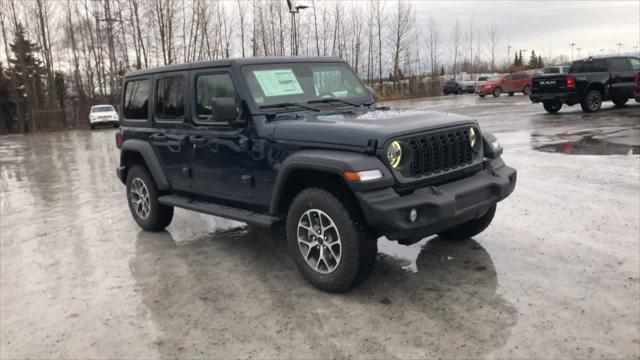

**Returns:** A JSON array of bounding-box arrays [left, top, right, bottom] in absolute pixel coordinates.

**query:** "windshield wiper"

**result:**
[[259, 102, 320, 112], [307, 97, 362, 107]]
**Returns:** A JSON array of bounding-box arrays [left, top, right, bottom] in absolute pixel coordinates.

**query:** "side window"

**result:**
[[504, 75, 513, 81], [156, 76, 184, 120], [123, 79, 149, 120], [608, 58, 631, 72], [195, 73, 237, 124], [629, 58, 640, 71]]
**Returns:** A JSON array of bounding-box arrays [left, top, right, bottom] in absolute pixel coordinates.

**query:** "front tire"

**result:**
[[478, 94, 486, 98], [580, 89, 603, 112], [286, 188, 376, 292], [543, 100, 563, 113], [492, 87, 501, 97], [438, 205, 496, 241], [126, 165, 174, 231]]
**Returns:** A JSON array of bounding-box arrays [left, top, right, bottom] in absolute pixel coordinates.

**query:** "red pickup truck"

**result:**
[[476, 73, 532, 97]]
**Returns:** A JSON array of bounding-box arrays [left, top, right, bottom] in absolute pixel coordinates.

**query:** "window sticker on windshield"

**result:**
[[253, 69, 304, 97], [354, 86, 364, 94]]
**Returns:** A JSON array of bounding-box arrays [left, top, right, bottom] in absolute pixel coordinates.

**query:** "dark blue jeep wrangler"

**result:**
[[116, 57, 516, 292]]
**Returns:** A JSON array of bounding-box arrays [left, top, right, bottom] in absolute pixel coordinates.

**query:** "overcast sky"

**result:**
[[413, 0, 640, 62]]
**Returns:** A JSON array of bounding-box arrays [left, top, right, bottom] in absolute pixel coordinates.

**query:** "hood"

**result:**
[[271, 109, 476, 149]]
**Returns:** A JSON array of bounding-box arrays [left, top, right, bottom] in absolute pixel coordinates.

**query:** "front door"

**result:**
[[189, 71, 255, 201]]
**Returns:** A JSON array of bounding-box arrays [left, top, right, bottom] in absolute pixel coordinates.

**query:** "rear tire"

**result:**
[[286, 188, 376, 292], [443, 91, 448, 96], [126, 165, 174, 231], [580, 89, 603, 112], [90, 124, 95, 130], [543, 100, 563, 113], [456, 89, 463, 95], [612, 96, 628, 107], [523, 85, 531, 95], [492, 87, 501, 97], [438, 205, 496, 241]]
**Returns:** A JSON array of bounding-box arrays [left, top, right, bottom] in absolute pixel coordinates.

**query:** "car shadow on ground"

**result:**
[[130, 225, 517, 359]]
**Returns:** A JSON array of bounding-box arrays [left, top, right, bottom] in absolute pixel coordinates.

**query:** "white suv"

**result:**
[[89, 105, 119, 129]]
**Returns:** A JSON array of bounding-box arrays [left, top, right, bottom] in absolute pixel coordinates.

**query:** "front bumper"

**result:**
[[91, 119, 119, 126], [529, 92, 580, 105], [355, 158, 516, 242]]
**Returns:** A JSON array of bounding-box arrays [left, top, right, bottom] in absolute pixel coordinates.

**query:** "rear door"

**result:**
[[502, 75, 515, 92], [150, 72, 191, 192], [607, 58, 635, 99]]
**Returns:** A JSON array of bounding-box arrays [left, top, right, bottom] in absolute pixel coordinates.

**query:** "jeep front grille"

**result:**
[[406, 128, 474, 177]]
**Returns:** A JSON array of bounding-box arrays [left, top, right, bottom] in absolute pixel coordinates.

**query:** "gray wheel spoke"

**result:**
[[130, 178, 151, 219], [326, 244, 339, 261]]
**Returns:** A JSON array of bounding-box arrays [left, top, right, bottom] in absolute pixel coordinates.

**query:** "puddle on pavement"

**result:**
[[532, 127, 640, 155]]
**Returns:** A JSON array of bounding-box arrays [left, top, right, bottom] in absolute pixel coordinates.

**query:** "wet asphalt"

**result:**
[[1, 94, 639, 359]]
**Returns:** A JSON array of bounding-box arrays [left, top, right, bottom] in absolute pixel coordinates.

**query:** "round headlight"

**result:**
[[470, 127, 478, 149], [387, 141, 403, 168]]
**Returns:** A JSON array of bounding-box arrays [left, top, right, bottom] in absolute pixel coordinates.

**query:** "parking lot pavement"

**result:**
[[1, 95, 639, 359]]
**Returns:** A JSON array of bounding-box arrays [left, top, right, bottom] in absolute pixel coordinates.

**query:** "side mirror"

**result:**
[[210, 97, 245, 127]]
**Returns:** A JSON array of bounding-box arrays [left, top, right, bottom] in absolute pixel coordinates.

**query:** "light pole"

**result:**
[[616, 42, 623, 55], [287, 0, 308, 56], [569, 42, 576, 61], [507, 45, 512, 66], [634, 45, 639, 56]]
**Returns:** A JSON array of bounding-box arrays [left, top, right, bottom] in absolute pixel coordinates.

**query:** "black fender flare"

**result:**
[[120, 139, 170, 190], [269, 149, 394, 214]]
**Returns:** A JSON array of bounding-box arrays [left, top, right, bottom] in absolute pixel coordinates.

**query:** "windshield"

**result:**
[[242, 62, 371, 108], [92, 105, 115, 113], [487, 75, 503, 82], [543, 67, 560, 74]]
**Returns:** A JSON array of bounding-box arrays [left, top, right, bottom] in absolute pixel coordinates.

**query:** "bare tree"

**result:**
[[487, 23, 499, 72], [451, 19, 461, 79], [390, 0, 413, 88], [426, 16, 441, 77]]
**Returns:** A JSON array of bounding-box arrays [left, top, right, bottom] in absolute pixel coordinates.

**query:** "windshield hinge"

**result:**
[[366, 139, 377, 155]]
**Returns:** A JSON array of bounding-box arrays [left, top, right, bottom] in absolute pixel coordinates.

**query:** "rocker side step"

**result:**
[[158, 195, 281, 228]]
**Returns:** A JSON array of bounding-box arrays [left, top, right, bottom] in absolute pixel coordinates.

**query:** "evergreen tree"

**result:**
[[0, 62, 17, 133], [529, 50, 537, 69], [440, 65, 445, 76], [513, 52, 519, 67], [6, 24, 47, 132], [538, 55, 544, 68]]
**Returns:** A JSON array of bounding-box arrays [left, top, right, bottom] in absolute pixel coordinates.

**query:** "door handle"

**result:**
[[150, 133, 168, 142], [189, 135, 206, 145]]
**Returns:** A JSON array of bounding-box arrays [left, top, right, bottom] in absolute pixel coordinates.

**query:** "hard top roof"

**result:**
[[124, 56, 346, 78]]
